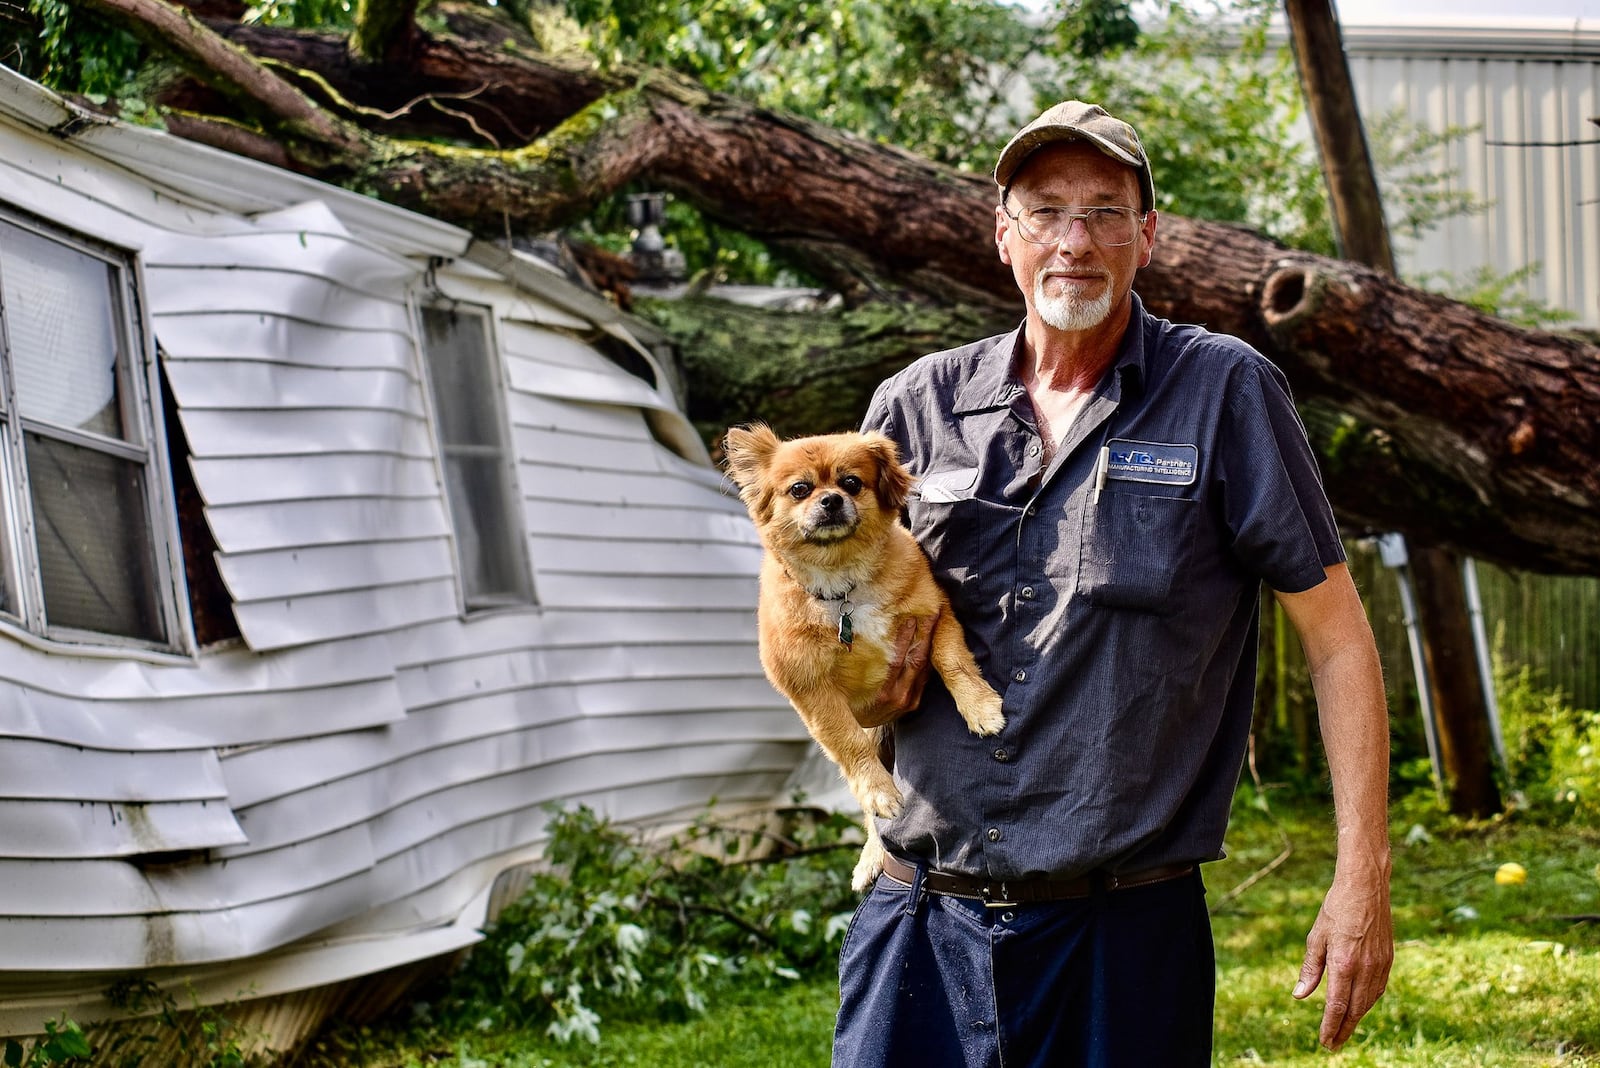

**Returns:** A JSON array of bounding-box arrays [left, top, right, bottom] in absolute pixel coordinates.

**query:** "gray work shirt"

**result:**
[[861, 295, 1344, 881]]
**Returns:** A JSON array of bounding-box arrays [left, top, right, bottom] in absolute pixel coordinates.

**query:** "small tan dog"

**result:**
[[723, 424, 1005, 889]]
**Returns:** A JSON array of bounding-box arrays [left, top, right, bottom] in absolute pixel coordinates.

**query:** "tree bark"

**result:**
[[1405, 547, 1503, 815], [638, 296, 1012, 446], [65, 0, 1600, 577], [352, 0, 422, 65]]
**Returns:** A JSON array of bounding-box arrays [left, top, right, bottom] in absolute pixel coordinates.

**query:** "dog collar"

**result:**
[[795, 577, 856, 647]]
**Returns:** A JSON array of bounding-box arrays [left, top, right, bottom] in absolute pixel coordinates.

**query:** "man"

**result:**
[[832, 101, 1393, 1066]]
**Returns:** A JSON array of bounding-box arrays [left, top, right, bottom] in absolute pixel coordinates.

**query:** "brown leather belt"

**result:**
[[880, 852, 1194, 907]]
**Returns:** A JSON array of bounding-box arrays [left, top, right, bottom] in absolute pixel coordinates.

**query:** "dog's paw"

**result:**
[[959, 690, 1006, 737], [854, 776, 903, 819], [851, 839, 886, 891]]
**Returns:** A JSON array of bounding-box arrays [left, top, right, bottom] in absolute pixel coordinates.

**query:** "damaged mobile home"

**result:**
[[0, 66, 806, 1049]]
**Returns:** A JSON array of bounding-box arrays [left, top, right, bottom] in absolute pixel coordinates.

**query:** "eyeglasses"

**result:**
[[1002, 203, 1146, 247]]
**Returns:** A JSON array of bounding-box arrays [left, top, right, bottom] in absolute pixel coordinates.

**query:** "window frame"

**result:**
[[0, 207, 193, 655], [414, 297, 536, 614]]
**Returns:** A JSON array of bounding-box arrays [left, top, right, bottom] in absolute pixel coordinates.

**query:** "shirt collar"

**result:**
[[951, 293, 1150, 416]]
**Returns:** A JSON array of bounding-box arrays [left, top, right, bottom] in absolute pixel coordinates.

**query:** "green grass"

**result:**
[[303, 792, 1600, 1067], [1208, 789, 1600, 1066]]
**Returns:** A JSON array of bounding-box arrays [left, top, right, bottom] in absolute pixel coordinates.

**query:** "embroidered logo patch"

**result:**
[[1105, 439, 1198, 486]]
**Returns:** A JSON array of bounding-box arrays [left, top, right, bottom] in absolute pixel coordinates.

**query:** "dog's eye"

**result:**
[[838, 475, 863, 495], [787, 481, 813, 500]]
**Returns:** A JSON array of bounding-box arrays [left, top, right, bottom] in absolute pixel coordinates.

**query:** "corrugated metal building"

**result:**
[[0, 67, 804, 1044], [1342, 13, 1600, 325]]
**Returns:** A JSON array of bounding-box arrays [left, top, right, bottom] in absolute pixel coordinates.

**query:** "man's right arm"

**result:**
[[1275, 564, 1394, 1050]]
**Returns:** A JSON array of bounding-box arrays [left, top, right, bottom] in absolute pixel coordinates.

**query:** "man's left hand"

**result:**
[[1293, 865, 1394, 1050]]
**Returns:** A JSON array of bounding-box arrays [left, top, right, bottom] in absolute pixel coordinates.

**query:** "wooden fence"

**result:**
[[1257, 540, 1598, 776], [1345, 542, 1600, 714]]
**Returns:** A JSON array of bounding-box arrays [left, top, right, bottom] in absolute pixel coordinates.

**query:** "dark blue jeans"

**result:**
[[831, 865, 1215, 1067]]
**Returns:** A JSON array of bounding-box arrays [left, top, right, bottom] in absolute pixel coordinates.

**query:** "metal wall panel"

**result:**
[[1346, 24, 1600, 324]]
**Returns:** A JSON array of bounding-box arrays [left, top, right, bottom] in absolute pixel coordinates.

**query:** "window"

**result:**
[[0, 211, 182, 648], [418, 302, 534, 610]]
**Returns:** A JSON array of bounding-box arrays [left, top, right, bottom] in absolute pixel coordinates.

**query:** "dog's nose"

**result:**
[[818, 492, 844, 514]]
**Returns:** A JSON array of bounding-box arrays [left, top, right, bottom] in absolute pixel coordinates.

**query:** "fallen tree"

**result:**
[[53, 0, 1600, 574]]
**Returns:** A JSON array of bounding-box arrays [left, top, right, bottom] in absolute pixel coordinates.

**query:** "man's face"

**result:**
[[994, 141, 1157, 334]]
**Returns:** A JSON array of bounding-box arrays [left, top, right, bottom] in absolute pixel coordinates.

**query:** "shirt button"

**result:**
[[1019, 585, 1036, 600], [1012, 669, 1027, 683], [987, 827, 1003, 842], [1029, 443, 1040, 457], [993, 748, 1009, 762], [1025, 505, 1038, 517]]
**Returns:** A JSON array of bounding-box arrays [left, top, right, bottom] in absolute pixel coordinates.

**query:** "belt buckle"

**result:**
[[981, 883, 1018, 908]]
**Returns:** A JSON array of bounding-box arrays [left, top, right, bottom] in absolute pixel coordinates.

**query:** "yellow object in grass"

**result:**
[[1495, 862, 1528, 886]]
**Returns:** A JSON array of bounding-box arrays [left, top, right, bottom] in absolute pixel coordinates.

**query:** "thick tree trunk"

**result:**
[[1406, 547, 1503, 815], [1286, 0, 1499, 815], [70, 0, 1600, 577]]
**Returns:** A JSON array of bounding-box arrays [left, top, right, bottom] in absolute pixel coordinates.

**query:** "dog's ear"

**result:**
[[722, 424, 781, 508], [861, 432, 912, 514]]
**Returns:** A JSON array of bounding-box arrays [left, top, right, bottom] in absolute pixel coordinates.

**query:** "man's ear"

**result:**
[[862, 432, 912, 514], [995, 203, 1014, 266], [1137, 209, 1158, 269]]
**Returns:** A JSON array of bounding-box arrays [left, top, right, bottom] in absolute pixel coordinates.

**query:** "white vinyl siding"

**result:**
[[0, 70, 802, 1028], [0, 211, 183, 650]]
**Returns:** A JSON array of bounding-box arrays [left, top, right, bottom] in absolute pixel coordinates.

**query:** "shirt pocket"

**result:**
[[1077, 490, 1199, 613], [908, 470, 979, 587], [916, 466, 980, 503]]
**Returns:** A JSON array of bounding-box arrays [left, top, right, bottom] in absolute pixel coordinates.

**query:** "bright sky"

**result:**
[[1332, 0, 1600, 20]]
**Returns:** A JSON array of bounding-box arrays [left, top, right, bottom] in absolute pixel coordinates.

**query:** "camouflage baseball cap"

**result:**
[[993, 100, 1155, 212]]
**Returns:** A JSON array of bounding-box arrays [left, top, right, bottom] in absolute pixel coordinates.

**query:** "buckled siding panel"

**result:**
[[500, 319, 708, 465], [0, 635, 404, 750], [218, 683, 789, 824], [0, 865, 383, 969], [0, 801, 246, 859], [309, 762, 801, 945], [211, 540, 456, 603], [144, 205, 454, 654], [0, 740, 807, 970], [185, 453, 441, 507], [0, 739, 226, 801]]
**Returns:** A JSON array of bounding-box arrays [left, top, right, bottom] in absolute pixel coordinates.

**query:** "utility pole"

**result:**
[[1283, 0, 1501, 816]]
